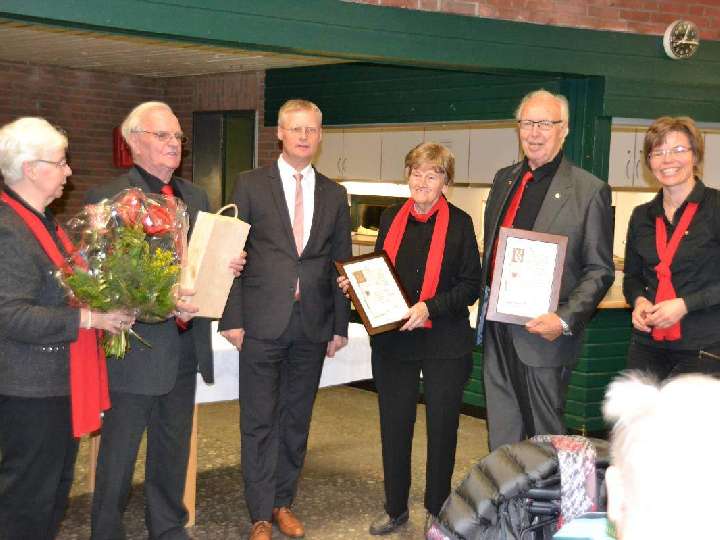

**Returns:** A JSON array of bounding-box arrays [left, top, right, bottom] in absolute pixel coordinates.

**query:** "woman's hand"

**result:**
[[337, 276, 351, 298], [228, 250, 247, 277], [399, 302, 429, 331], [644, 298, 688, 329], [84, 309, 136, 335], [631, 296, 653, 333]]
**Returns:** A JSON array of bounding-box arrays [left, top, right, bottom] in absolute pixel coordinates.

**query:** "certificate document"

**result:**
[[486, 227, 567, 325], [335, 252, 410, 335]]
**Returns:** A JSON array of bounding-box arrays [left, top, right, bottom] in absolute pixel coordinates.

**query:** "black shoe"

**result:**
[[369, 510, 409, 535]]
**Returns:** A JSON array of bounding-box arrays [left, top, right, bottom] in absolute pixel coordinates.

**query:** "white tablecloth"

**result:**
[[195, 322, 373, 403]]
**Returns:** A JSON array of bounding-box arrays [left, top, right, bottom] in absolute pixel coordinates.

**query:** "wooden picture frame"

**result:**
[[486, 227, 567, 325], [335, 251, 411, 336]]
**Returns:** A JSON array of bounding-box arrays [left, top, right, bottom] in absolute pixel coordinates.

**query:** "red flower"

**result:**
[[142, 204, 173, 236], [115, 188, 145, 226]]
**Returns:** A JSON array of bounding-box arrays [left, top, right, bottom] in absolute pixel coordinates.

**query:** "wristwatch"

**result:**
[[559, 317, 572, 336]]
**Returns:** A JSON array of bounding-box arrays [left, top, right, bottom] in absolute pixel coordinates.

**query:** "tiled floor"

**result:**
[[57, 385, 490, 539]]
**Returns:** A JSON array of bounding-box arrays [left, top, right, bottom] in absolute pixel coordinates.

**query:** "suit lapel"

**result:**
[[303, 171, 326, 256], [267, 163, 298, 256], [483, 163, 523, 267], [533, 157, 573, 232]]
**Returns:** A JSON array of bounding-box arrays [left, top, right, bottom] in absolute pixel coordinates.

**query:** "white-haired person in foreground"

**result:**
[[603, 371, 720, 540]]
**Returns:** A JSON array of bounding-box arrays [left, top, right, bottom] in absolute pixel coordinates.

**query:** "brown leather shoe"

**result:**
[[249, 520, 272, 540], [272, 507, 305, 538]]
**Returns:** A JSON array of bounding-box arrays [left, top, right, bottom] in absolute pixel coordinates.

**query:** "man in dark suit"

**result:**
[[478, 90, 614, 451], [220, 99, 352, 540], [88, 101, 242, 540]]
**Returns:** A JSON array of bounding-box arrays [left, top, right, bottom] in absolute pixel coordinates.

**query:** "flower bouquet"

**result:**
[[60, 187, 189, 357]]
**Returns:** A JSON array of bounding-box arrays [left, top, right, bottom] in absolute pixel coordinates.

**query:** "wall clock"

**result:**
[[663, 20, 700, 60]]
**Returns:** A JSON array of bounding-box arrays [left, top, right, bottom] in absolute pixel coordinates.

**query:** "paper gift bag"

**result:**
[[181, 204, 250, 318]]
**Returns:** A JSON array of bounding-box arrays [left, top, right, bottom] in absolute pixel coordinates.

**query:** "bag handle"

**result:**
[[216, 204, 238, 218]]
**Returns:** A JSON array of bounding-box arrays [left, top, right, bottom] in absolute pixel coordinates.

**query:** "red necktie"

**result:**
[[160, 183, 188, 331], [292, 173, 303, 299], [490, 170, 533, 278]]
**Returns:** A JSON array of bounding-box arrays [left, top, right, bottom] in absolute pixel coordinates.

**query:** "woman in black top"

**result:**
[[623, 116, 720, 379], [345, 142, 481, 534]]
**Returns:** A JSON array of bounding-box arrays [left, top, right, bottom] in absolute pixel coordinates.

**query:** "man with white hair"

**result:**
[[603, 372, 720, 539], [478, 89, 614, 450], [88, 101, 242, 540]]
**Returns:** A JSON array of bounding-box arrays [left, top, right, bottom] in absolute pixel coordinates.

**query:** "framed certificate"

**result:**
[[486, 227, 567, 325], [335, 251, 410, 335]]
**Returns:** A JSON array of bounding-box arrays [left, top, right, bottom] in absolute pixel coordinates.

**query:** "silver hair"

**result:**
[[0, 117, 68, 186], [515, 89, 570, 125], [120, 101, 174, 141]]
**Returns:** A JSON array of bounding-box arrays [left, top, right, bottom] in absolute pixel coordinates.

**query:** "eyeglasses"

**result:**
[[34, 158, 69, 168], [648, 146, 692, 160], [281, 126, 320, 136], [517, 120, 564, 131], [132, 130, 187, 144]]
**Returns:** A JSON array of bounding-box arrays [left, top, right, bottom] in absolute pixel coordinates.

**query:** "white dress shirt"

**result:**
[[278, 156, 315, 251]]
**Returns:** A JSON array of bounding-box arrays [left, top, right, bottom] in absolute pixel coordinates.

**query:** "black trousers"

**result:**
[[372, 349, 473, 517], [483, 321, 572, 451], [0, 394, 79, 540], [627, 339, 720, 381], [238, 303, 327, 522], [90, 334, 197, 540]]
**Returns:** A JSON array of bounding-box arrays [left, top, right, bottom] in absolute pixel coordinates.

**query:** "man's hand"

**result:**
[[220, 328, 245, 350], [228, 250, 247, 277], [645, 298, 687, 329], [526, 312, 564, 342], [336, 276, 351, 298], [326, 334, 348, 357], [175, 288, 200, 322], [631, 296, 653, 333], [399, 302, 430, 332]]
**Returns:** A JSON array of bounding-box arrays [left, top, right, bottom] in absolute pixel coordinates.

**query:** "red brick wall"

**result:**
[[346, 0, 720, 40], [0, 60, 164, 220]]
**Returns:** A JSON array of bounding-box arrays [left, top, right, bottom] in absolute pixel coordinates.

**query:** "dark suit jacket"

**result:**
[[219, 162, 352, 342], [86, 167, 213, 395], [0, 203, 79, 397], [481, 157, 615, 367], [371, 201, 482, 360]]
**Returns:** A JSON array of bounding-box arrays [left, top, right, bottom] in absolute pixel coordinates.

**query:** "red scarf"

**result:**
[[652, 201, 698, 342], [383, 196, 449, 329], [1, 192, 109, 437]]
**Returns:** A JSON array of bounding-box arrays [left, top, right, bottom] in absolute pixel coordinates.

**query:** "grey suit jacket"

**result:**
[[86, 167, 213, 395], [0, 203, 80, 397], [219, 163, 352, 342], [480, 156, 615, 367]]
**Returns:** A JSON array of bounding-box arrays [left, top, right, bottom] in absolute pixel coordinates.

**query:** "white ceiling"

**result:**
[[0, 19, 344, 77]]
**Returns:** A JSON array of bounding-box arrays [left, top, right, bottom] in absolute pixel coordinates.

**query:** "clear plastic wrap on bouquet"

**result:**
[[59, 187, 189, 357]]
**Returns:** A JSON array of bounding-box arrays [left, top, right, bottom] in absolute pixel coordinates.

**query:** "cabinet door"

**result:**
[[468, 126, 519, 184], [632, 130, 660, 189], [380, 130, 424, 181], [314, 131, 344, 179], [702, 132, 720, 189], [608, 130, 636, 187], [427, 129, 470, 182], [342, 131, 382, 180]]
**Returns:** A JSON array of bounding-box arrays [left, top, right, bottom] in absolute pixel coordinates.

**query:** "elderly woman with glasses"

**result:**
[[342, 142, 481, 534], [623, 116, 720, 380], [0, 117, 132, 539]]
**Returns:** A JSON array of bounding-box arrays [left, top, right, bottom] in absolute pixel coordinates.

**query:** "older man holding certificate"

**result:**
[[478, 89, 614, 451]]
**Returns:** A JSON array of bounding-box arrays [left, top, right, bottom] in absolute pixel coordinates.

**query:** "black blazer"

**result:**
[[371, 201, 482, 360], [86, 167, 213, 395], [0, 203, 80, 397], [219, 163, 352, 342]]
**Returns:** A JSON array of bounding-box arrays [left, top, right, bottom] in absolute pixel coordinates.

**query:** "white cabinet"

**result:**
[[608, 127, 658, 188], [426, 128, 470, 182], [380, 130, 424, 181], [468, 125, 520, 183], [314, 130, 381, 180], [702, 132, 720, 189]]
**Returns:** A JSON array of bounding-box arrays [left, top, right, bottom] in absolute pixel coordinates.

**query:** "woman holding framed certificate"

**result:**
[[623, 116, 720, 379], [361, 143, 481, 534]]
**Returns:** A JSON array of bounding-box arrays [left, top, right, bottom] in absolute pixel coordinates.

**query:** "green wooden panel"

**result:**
[[565, 399, 603, 418], [574, 356, 627, 374], [564, 413, 608, 432], [585, 309, 631, 328], [570, 371, 618, 388], [463, 390, 485, 408], [566, 385, 608, 403], [580, 342, 631, 358], [583, 327, 632, 342]]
